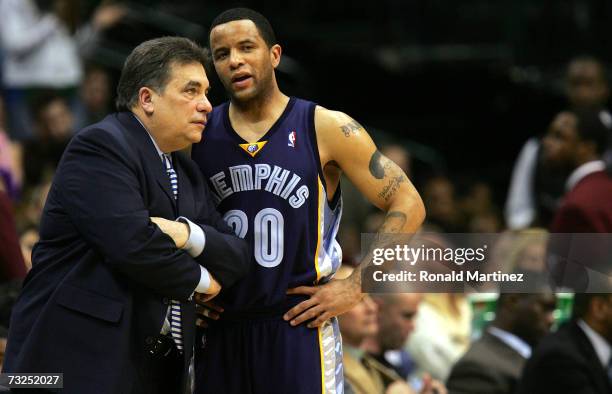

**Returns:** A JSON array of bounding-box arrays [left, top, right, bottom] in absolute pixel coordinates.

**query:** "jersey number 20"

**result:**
[[223, 209, 284, 268]]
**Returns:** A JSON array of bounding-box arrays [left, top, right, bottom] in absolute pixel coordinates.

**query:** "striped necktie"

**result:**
[[163, 154, 183, 353]]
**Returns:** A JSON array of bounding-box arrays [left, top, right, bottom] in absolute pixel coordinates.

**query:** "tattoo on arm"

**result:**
[[368, 150, 393, 179], [339, 119, 364, 137], [369, 151, 384, 179], [369, 150, 407, 200], [379, 211, 407, 233], [378, 174, 407, 201]]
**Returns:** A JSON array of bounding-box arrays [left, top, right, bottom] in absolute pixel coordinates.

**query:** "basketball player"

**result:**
[[192, 8, 425, 394]]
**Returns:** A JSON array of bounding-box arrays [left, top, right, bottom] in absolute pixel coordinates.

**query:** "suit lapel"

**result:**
[[570, 322, 612, 393], [116, 112, 176, 207]]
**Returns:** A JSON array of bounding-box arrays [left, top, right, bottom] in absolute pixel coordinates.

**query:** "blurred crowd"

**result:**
[[0, 1, 611, 393]]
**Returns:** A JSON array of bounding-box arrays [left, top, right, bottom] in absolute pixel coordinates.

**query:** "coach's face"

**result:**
[[210, 19, 280, 102], [143, 61, 212, 152]]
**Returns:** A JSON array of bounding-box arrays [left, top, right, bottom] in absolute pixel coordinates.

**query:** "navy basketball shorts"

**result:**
[[194, 307, 343, 394]]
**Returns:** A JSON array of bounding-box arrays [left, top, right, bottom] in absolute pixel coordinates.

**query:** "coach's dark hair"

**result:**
[[573, 109, 611, 155], [210, 8, 277, 48], [115, 37, 208, 111]]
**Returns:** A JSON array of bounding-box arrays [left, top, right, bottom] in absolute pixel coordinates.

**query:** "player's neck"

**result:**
[[230, 88, 289, 123], [229, 90, 290, 141]]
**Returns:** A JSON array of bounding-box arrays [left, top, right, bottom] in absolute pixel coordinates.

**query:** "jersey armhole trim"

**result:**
[[308, 103, 341, 210]]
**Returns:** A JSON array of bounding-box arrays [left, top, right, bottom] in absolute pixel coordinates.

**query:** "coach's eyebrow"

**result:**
[[184, 80, 202, 89]]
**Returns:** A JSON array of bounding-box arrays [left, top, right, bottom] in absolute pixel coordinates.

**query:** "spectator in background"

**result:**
[[337, 266, 420, 394], [542, 109, 612, 290], [0, 186, 27, 282], [505, 56, 610, 230], [0, 97, 22, 198], [0, 0, 126, 141], [518, 293, 612, 394], [543, 109, 612, 232], [336, 266, 446, 394], [459, 181, 502, 233], [566, 56, 610, 111], [73, 64, 113, 130], [364, 293, 422, 380], [446, 293, 556, 394], [422, 175, 463, 232], [406, 294, 472, 382], [504, 229, 548, 273], [21, 93, 74, 189]]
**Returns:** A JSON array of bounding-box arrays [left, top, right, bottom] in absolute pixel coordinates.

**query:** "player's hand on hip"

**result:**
[[284, 277, 361, 328], [150, 216, 189, 248]]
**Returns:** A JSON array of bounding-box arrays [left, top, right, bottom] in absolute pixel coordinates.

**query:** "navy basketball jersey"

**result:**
[[192, 97, 342, 312]]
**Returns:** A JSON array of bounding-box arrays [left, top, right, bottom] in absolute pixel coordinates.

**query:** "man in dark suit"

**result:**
[[542, 109, 612, 290], [518, 293, 612, 394], [3, 37, 249, 394], [446, 293, 556, 394]]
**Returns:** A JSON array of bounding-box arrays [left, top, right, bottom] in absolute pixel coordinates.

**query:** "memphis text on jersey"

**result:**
[[209, 164, 310, 208]]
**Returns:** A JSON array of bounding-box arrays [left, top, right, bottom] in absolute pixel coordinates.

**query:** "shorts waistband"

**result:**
[[219, 297, 306, 322]]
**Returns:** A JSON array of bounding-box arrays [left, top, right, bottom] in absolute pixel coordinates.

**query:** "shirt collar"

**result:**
[[131, 113, 166, 162], [577, 319, 611, 369], [565, 160, 606, 191], [488, 326, 532, 359]]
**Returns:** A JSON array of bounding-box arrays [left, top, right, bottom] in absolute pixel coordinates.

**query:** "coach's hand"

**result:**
[[284, 276, 362, 328], [150, 217, 189, 248]]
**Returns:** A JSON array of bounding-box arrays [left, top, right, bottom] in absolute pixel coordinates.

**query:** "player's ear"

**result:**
[[270, 44, 282, 69], [139, 87, 156, 115]]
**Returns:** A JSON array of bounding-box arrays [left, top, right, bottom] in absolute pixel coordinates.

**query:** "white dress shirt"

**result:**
[[577, 319, 611, 369], [488, 326, 532, 359]]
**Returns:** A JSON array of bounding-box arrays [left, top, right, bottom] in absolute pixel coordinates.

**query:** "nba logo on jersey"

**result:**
[[288, 130, 296, 147], [247, 144, 259, 153]]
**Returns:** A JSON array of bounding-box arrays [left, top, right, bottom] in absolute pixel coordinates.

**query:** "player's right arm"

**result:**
[[284, 107, 425, 327]]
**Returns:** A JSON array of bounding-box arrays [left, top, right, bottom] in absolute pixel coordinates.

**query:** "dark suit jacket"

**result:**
[[447, 331, 527, 394], [3, 112, 249, 394], [517, 322, 612, 394]]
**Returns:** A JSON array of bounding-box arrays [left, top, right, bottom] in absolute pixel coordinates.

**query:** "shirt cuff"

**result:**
[[176, 217, 206, 257], [195, 265, 211, 293]]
